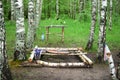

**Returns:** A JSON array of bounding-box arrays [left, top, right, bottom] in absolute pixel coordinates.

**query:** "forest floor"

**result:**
[[11, 51, 119, 80]]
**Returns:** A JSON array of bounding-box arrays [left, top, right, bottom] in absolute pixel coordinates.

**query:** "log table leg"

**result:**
[[62, 27, 64, 42], [46, 27, 49, 41]]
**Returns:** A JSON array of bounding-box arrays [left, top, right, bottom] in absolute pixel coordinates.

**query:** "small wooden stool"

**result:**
[[46, 25, 65, 42]]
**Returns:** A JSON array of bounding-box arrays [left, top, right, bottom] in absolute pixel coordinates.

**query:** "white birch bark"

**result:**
[[109, 0, 112, 30], [11, 0, 15, 20], [98, 0, 107, 61], [0, 1, 13, 80], [56, 0, 59, 19], [35, 0, 43, 28], [85, 0, 97, 50], [97, 0, 100, 24], [26, 0, 35, 49], [104, 45, 118, 80], [14, 0, 26, 60]]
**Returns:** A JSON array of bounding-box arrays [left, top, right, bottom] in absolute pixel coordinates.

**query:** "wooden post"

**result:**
[[62, 26, 64, 42], [46, 27, 49, 41]]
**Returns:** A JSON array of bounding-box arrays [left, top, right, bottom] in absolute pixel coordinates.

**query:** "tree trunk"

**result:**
[[26, 0, 35, 49], [109, 0, 112, 30], [69, 0, 72, 18], [11, 0, 15, 20], [73, 0, 76, 20], [56, 0, 59, 19], [14, 0, 26, 60], [0, 1, 13, 80], [97, 0, 100, 24], [47, 0, 51, 18], [85, 0, 97, 50], [35, 0, 43, 28], [98, 0, 107, 62]]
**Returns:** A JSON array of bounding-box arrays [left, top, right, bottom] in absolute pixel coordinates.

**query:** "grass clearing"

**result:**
[[6, 18, 120, 59]]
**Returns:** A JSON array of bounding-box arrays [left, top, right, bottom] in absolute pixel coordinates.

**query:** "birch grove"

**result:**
[[0, 1, 13, 80], [26, 0, 35, 49], [14, 0, 26, 60], [98, 0, 107, 61], [85, 0, 97, 50]]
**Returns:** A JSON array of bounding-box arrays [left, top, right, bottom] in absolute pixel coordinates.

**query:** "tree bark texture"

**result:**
[[0, 1, 13, 80], [26, 0, 35, 49], [98, 0, 107, 61], [35, 0, 43, 28], [85, 0, 97, 50], [97, 0, 100, 24], [14, 0, 26, 60], [109, 0, 112, 30], [11, 0, 15, 20], [56, 0, 59, 19]]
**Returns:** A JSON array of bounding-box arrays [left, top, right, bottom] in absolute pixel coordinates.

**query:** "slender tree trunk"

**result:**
[[56, 0, 59, 19], [97, 0, 100, 24], [73, 0, 76, 19], [69, 0, 72, 18], [85, 0, 97, 50], [35, 0, 43, 28], [47, 0, 51, 18], [26, 0, 35, 49], [98, 0, 107, 62], [0, 1, 13, 80], [11, 0, 15, 20], [109, 0, 112, 30], [14, 0, 26, 60]]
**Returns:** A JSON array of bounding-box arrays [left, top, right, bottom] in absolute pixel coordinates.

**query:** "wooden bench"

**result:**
[[46, 25, 65, 42]]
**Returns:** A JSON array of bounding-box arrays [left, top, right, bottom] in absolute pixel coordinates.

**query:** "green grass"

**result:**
[[6, 18, 120, 59]]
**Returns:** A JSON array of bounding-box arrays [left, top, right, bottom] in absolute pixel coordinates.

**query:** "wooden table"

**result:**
[[46, 25, 65, 42]]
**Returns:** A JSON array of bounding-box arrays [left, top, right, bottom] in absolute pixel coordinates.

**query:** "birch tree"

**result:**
[[56, 0, 59, 19], [0, 1, 13, 80], [14, 0, 26, 60], [85, 0, 97, 50], [73, 0, 76, 19], [98, 0, 107, 61], [11, 0, 15, 20], [35, 0, 43, 28], [26, 0, 35, 49], [109, 0, 112, 30], [97, 0, 100, 24]]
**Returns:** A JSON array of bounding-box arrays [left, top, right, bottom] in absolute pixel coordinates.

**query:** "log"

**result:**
[[36, 60, 91, 68], [41, 52, 87, 56], [28, 51, 35, 62], [38, 47, 83, 51], [81, 54, 93, 65]]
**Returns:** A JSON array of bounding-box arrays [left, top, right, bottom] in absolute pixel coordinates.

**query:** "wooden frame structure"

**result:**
[[46, 25, 65, 42], [22, 47, 93, 68]]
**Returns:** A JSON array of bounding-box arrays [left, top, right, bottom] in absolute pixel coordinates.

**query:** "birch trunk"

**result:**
[[56, 0, 59, 19], [85, 0, 97, 50], [0, 1, 13, 80], [26, 0, 35, 49], [97, 0, 100, 24], [35, 0, 43, 28], [14, 0, 26, 60], [109, 0, 112, 30], [98, 0, 107, 61], [11, 0, 15, 20], [73, 0, 76, 19]]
